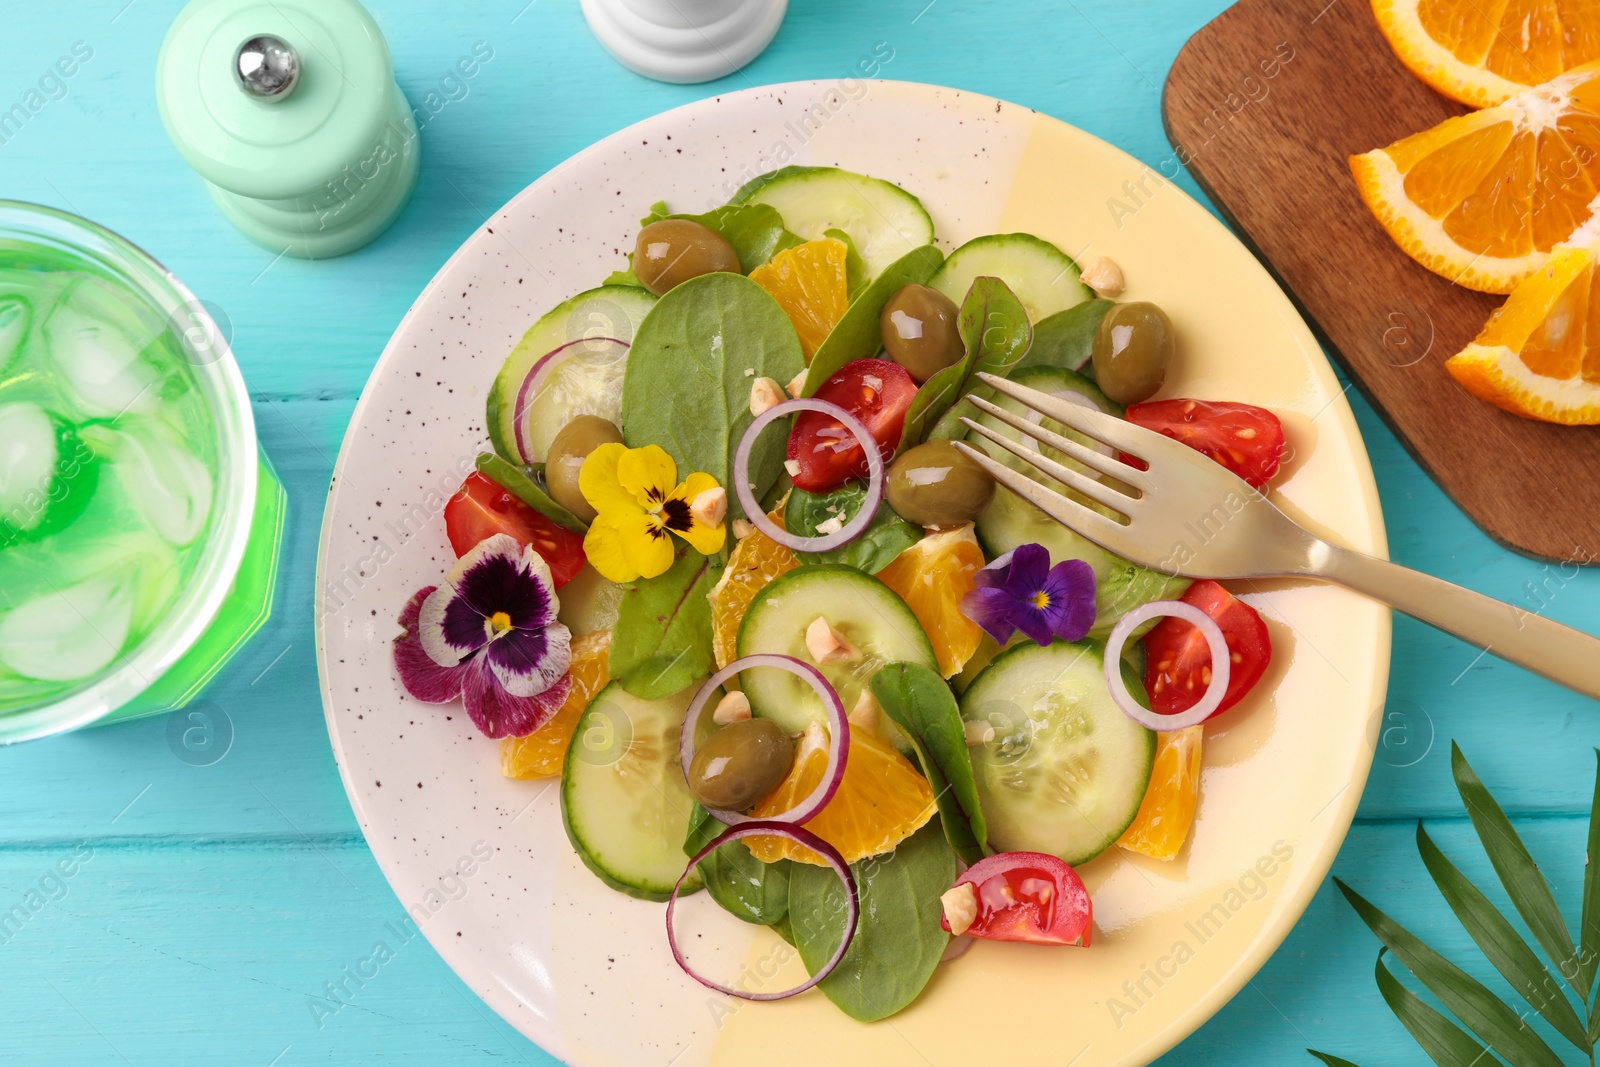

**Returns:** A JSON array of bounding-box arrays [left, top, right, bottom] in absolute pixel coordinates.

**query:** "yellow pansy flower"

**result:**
[[579, 443, 727, 583]]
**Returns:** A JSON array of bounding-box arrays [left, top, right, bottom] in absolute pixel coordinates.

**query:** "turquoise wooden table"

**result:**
[[4, 2, 1597, 1064]]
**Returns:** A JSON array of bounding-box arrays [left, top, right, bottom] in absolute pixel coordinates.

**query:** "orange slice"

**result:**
[[746, 721, 936, 866], [499, 630, 612, 779], [1116, 724, 1204, 861], [748, 238, 850, 361], [875, 525, 985, 679], [1351, 61, 1600, 293], [707, 507, 798, 670], [1447, 244, 1600, 422], [1373, 0, 1600, 108]]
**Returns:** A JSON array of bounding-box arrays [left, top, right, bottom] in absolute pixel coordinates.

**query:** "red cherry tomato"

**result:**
[[786, 358, 916, 493], [939, 851, 1091, 946], [1124, 399, 1285, 488], [443, 472, 585, 588], [1143, 580, 1271, 720]]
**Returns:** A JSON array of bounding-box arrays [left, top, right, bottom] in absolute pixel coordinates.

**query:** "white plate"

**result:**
[[316, 80, 1391, 1067]]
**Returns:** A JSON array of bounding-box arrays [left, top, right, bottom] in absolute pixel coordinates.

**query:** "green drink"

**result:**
[[0, 203, 280, 741]]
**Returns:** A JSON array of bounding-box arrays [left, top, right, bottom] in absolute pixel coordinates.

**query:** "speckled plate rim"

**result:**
[[316, 79, 1392, 1067]]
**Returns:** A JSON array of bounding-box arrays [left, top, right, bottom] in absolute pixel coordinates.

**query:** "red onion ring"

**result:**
[[1104, 600, 1231, 730], [732, 398, 883, 553], [680, 655, 849, 825], [667, 821, 858, 1000], [512, 336, 629, 462]]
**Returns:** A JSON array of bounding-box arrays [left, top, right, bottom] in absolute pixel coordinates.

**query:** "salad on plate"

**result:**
[[390, 165, 1287, 1021]]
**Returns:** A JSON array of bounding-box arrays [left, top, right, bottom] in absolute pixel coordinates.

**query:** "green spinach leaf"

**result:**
[[620, 272, 805, 519], [799, 245, 945, 396], [900, 276, 1032, 449], [610, 542, 722, 699], [1016, 298, 1114, 375], [785, 484, 919, 574], [870, 662, 988, 865], [824, 227, 869, 299], [475, 452, 588, 532], [786, 822, 957, 1022], [684, 806, 792, 926], [642, 201, 803, 274]]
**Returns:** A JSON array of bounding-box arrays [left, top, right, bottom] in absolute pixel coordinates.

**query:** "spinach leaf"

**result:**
[[871, 662, 988, 865], [1016, 298, 1114, 375], [684, 807, 792, 926], [785, 484, 919, 574], [610, 542, 722, 699], [824, 227, 869, 299], [799, 245, 944, 397], [620, 272, 805, 519], [900, 276, 1032, 449], [602, 266, 641, 287], [642, 201, 803, 274], [786, 822, 957, 1022], [475, 452, 588, 532]]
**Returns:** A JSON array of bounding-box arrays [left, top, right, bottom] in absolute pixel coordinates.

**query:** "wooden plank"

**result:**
[[1163, 0, 1600, 562]]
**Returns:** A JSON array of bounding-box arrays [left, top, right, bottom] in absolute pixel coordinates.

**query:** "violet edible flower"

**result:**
[[960, 542, 1096, 647]]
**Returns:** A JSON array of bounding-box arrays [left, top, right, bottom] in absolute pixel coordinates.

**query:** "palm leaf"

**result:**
[[1306, 1053, 1364, 1067], [1414, 822, 1588, 1050], [1333, 878, 1565, 1067], [1373, 950, 1503, 1067], [1579, 750, 1600, 996], [1452, 743, 1581, 995]]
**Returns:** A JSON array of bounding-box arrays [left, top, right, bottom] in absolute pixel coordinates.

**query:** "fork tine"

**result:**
[[976, 371, 1154, 458], [964, 394, 1152, 491], [961, 419, 1135, 515], [951, 441, 1141, 560]]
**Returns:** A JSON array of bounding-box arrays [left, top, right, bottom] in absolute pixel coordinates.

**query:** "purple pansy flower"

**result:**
[[960, 542, 1097, 647], [393, 533, 573, 739]]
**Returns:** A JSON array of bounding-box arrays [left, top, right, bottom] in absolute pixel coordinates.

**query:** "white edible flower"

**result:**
[[805, 616, 859, 665], [750, 376, 785, 416], [713, 690, 752, 725], [787, 370, 808, 398], [814, 514, 844, 536], [1080, 255, 1125, 297], [691, 486, 727, 527], [941, 883, 979, 937]]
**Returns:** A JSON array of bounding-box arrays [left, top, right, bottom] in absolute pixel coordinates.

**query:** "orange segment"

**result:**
[[1351, 61, 1600, 293], [1378, 0, 1600, 107], [1447, 244, 1600, 422], [874, 525, 985, 679], [707, 506, 798, 670], [748, 238, 850, 362], [745, 722, 936, 866], [499, 630, 612, 779], [1117, 725, 1204, 861]]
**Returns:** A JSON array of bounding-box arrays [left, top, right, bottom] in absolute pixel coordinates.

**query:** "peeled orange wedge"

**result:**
[[745, 722, 936, 866], [1448, 244, 1600, 422], [707, 508, 798, 670], [875, 525, 985, 679], [748, 238, 850, 361], [1351, 60, 1600, 293], [499, 630, 612, 779], [1117, 724, 1204, 861], [1373, 0, 1600, 108]]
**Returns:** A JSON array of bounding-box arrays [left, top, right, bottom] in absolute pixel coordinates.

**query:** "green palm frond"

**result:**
[[1308, 745, 1600, 1067]]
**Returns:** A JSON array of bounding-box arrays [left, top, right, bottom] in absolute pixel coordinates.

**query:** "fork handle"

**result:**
[[1314, 545, 1600, 699]]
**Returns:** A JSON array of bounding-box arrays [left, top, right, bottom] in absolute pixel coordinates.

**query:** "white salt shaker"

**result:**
[[581, 0, 787, 84]]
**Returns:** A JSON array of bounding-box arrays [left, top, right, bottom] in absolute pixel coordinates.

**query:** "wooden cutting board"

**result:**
[[1163, 0, 1600, 563]]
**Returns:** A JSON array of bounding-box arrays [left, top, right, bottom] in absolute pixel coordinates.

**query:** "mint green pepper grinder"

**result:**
[[156, 0, 420, 259]]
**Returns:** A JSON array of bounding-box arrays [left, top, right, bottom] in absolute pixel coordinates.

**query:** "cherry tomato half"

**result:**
[[1143, 579, 1271, 719], [939, 851, 1091, 946], [444, 472, 586, 588], [1124, 399, 1285, 489], [786, 358, 916, 493]]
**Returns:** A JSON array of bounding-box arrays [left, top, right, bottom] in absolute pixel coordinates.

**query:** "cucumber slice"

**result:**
[[736, 565, 935, 752], [730, 167, 935, 279], [561, 681, 703, 901], [959, 641, 1154, 866], [929, 234, 1092, 323], [486, 285, 656, 464]]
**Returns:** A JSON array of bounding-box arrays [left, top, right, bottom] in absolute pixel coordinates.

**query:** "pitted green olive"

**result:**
[[546, 415, 622, 523], [880, 283, 963, 383], [1091, 301, 1173, 405], [884, 439, 995, 527], [633, 219, 741, 295], [687, 717, 794, 811]]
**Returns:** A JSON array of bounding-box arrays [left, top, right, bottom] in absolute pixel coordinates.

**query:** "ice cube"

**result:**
[[0, 570, 135, 682], [0, 402, 59, 536], [42, 279, 160, 419], [105, 421, 213, 547], [0, 296, 29, 371]]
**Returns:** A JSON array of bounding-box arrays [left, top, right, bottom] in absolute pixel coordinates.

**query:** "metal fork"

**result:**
[[953, 372, 1600, 700]]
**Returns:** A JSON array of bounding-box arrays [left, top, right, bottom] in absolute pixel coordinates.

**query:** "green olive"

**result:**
[[546, 415, 623, 523], [880, 283, 964, 383], [884, 439, 995, 528], [688, 717, 794, 812], [1091, 301, 1174, 405], [633, 219, 741, 295]]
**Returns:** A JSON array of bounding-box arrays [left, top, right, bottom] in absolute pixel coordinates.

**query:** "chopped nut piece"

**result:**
[[732, 518, 756, 539], [784, 458, 802, 478], [712, 690, 752, 725], [750, 376, 786, 416], [965, 720, 996, 746], [743, 367, 755, 377], [941, 883, 979, 937], [814, 514, 844, 536], [787, 369, 809, 398], [805, 616, 859, 665], [1080, 255, 1125, 297], [691, 486, 727, 527], [848, 689, 880, 732]]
